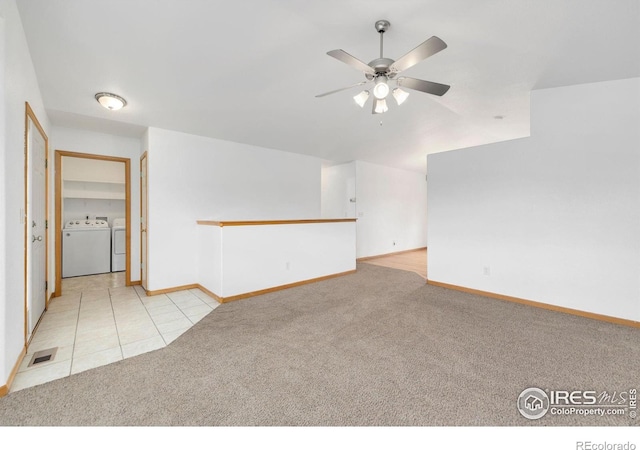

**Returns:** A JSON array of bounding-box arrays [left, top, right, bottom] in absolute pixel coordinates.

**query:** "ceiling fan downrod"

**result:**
[[375, 20, 390, 60]]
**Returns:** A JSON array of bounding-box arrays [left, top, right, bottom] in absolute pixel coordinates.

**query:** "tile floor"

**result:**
[[11, 272, 220, 393]]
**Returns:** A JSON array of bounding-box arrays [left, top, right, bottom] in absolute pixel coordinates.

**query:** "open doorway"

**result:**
[[54, 150, 132, 296]]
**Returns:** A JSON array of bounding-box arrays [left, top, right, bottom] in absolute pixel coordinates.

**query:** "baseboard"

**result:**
[[427, 279, 640, 329], [195, 284, 223, 303], [217, 270, 357, 303], [0, 346, 27, 398], [357, 247, 427, 262], [145, 283, 200, 296], [130, 280, 141, 286], [150, 270, 357, 304]]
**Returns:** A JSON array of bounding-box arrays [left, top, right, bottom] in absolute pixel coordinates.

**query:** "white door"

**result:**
[[27, 116, 47, 338], [140, 153, 148, 290]]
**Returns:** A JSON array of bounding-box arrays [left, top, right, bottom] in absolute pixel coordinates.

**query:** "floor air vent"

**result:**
[[28, 347, 58, 367]]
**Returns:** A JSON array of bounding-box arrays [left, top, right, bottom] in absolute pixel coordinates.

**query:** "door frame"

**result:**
[[54, 150, 132, 296], [24, 102, 49, 345]]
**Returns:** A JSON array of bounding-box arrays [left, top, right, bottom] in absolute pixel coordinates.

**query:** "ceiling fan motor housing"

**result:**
[[368, 58, 395, 77]]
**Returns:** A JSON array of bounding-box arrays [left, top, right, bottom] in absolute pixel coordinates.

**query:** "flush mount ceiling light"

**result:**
[[316, 20, 450, 114], [95, 92, 127, 111]]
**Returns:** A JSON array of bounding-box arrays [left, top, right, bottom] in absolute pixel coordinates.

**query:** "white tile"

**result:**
[[109, 286, 138, 296], [28, 333, 76, 353], [172, 297, 206, 310], [115, 315, 156, 331], [111, 294, 142, 304], [29, 324, 77, 344], [141, 295, 173, 309], [37, 309, 78, 331], [187, 310, 211, 324], [149, 310, 188, 325], [77, 314, 115, 328], [78, 308, 116, 320], [180, 303, 212, 317], [146, 304, 180, 316], [10, 360, 72, 392], [75, 324, 118, 343], [155, 317, 193, 334], [81, 290, 111, 301], [161, 327, 191, 345], [133, 285, 147, 296], [121, 336, 166, 359], [111, 301, 147, 312], [166, 290, 195, 299], [71, 347, 123, 375], [79, 302, 113, 314], [117, 325, 161, 346], [74, 333, 120, 357], [47, 298, 81, 313]]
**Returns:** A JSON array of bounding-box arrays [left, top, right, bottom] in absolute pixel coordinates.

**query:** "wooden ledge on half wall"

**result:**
[[196, 218, 357, 227]]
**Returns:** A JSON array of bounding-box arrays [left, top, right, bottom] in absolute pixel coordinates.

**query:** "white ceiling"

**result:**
[[16, 0, 640, 173]]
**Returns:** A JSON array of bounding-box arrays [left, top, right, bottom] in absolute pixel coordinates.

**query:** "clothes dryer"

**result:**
[[111, 217, 126, 272]]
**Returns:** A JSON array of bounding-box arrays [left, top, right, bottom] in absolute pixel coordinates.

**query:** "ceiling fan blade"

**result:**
[[315, 81, 369, 98], [389, 36, 447, 73], [327, 49, 375, 75], [398, 77, 450, 96]]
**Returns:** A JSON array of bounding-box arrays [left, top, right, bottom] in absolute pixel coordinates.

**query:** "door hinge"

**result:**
[[45, 219, 48, 229], [140, 263, 144, 269], [45, 281, 48, 290], [45, 159, 48, 168], [140, 171, 143, 177]]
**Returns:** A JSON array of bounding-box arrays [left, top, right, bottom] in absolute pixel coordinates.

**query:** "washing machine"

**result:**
[[111, 217, 126, 272], [62, 219, 111, 278]]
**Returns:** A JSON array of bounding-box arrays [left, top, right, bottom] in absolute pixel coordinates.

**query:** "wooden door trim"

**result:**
[[54, 150, 132, 296], [140, 152, 148, 290]]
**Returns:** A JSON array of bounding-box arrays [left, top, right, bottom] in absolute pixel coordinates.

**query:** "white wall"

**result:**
[[0, 0, 50, 387], [198, 222, 356, 298], [321, 162, 356, 219], [63, 198, 126, 226], [63, 157, 125, 183], [146, 127, 322, 291], [427, 78, 640, 322], [52, 126, 143, 282], [355, 160, 428, 258]]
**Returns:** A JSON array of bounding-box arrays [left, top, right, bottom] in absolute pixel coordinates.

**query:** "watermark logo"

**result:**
[[517, 387, 637, 420], [517, 387, 550, 419]]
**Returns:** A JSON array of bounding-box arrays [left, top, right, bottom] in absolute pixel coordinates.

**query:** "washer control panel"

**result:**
[[65, 219, 109, 229]]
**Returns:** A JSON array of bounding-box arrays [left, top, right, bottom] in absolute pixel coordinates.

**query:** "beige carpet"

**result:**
[[0, 264, 638, 426]]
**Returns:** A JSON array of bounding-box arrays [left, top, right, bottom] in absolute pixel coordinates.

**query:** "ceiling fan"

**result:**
[[316, 20, 450, 114]]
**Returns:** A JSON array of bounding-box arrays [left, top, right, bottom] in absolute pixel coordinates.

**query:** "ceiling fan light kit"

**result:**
[[392, 87, 410, 105], [373, 98, 388, 114], [353, 90, 370, 108], [317, 19, 450, 114], [373, 75, 390, 100]]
